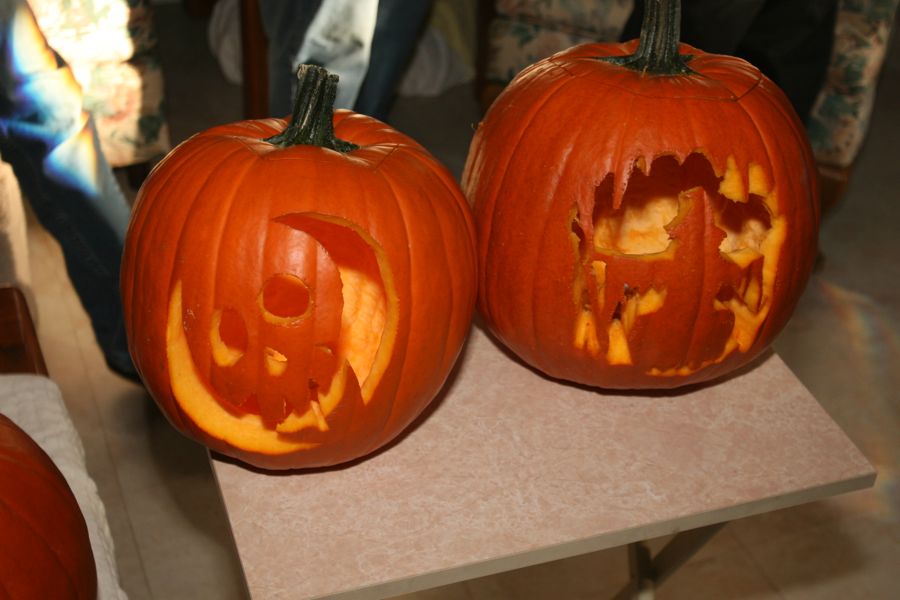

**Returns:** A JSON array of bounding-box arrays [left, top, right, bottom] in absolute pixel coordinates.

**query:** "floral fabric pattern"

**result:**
[[807, 0, 899, 167], [486, 0, 633, 85], [27, 0, 170, 167], [487, 0, 897, 169]]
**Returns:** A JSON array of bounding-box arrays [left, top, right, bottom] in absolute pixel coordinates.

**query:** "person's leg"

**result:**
[[0, 0, 136, 379], [620, 0, 766, 54], [736, 0, 838, 124], [354, 0, 435, 121], [620, 0, 836, 124], [257, 0, 323, 116], [292, 0, 380, 110]]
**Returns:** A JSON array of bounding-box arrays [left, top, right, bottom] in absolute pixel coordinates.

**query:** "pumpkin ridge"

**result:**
[[682, 188, 720, 370], [164, 143, 255, 428], [363, 142, 400, 171], [388, 162, 456, 375], [0, 452, 76, 495], [403, 148, 477, 373], [566, 70, 762, 103], [558, 40, 764, 102], [479, 69, 583, 328], [740, 89, 802, 340], [243, 166, 294, 419], [126, 136, 223, 343], [729, 87, 813, 347], [366, 162, 417, 439], [0, 491, 80, 595], [410, 157, 469, 376], [132, 139, 244, 296], [609, 80, 641, 211], [416, 146, 477, 250], [469, 55, 574, 202], [528, 89, 609, 363]]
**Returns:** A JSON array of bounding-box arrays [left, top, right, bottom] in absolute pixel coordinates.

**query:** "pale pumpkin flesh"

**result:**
[[570, 152, 785, 376], [166, 213, 399, 456]]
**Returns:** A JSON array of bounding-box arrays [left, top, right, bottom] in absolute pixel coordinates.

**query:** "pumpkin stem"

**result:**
[[264, 64, 358, 152], [602, 0, 692, 75]]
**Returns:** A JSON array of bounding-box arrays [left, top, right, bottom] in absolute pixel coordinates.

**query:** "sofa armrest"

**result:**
[[0, 286, 47, 375]]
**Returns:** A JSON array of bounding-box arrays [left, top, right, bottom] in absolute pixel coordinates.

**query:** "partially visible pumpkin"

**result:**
[[463, 0, 819, 389], [0, 415, 97, 599], [121, 65, 477, 470]]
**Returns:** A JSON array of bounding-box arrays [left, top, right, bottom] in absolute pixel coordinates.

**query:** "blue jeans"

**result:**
[[0, 0, 136, 379], [259, 0, 434, 121]]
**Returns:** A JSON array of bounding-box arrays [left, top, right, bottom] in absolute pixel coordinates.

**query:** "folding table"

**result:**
[[211, 325, 876, 599]]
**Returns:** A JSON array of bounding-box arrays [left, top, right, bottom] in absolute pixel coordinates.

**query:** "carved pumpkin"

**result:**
[[463, 0, 819, 389], [121, 66, 477, 469], [0, 415, 97, 599]]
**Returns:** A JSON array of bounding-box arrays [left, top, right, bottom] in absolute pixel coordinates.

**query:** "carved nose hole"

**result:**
[[265, 347, 288, 376], [211, 308, 247, 366], [259, 274, 312, 325]]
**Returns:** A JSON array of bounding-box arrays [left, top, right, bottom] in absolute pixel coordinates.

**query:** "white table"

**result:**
[[211, 326, 876, 599]]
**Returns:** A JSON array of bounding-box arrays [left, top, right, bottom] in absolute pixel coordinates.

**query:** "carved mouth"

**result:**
[[570, 152, 786, 373], [165, 213, 399, 454]]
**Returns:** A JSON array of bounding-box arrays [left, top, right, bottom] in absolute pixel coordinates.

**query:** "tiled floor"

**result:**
[[21, 4, 900, 599]]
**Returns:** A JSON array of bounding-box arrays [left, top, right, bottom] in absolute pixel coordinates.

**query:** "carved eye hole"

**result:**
[[712, 192, 772, 262], [259, 274, 312, 324], [211, 308, 247, 366], [592, 165, 682, 257], [593, 194, 679, 255]]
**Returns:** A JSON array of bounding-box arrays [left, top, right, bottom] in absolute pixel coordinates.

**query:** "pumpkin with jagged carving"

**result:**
[[463, 0, 819, 389]]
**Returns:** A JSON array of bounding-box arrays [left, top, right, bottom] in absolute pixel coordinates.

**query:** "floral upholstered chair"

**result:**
[[27, 0, 170, 173], [480, 0, 633, 108], [807, 0, 899, 208], [482, 0, 898, 210]]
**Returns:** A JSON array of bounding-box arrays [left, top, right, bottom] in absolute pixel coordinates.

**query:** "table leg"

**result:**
[[611, 523, 726, 599]]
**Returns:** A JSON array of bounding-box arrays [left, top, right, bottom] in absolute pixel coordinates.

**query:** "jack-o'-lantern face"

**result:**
[[464, 24, 820, 389], [570, 153, 785, 376], [207, 270, 341, 428], [122, 64, 478, 470], [166, 213, 397, 447]]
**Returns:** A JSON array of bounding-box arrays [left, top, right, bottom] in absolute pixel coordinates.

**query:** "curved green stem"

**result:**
[[601, 0, 692, 75], [264, 64, 358, 152]]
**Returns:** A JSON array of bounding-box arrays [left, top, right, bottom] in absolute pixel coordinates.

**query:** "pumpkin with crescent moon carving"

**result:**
[[121, 65, 477, 470]]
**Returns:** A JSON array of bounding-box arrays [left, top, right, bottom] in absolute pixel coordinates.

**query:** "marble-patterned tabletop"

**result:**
[[211, 326, 876, 600]]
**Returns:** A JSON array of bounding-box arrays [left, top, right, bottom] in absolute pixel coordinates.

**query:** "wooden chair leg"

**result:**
[[817, 162, 852, 216], [240, 0, 269, 119], [0, 286, 47, 376]]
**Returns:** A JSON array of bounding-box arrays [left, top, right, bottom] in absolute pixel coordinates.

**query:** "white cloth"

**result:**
[[398, 25, 474, 98], [0, 374, 127, 600], [207, 0, 242, 85], [293, 0, 379, 109]]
